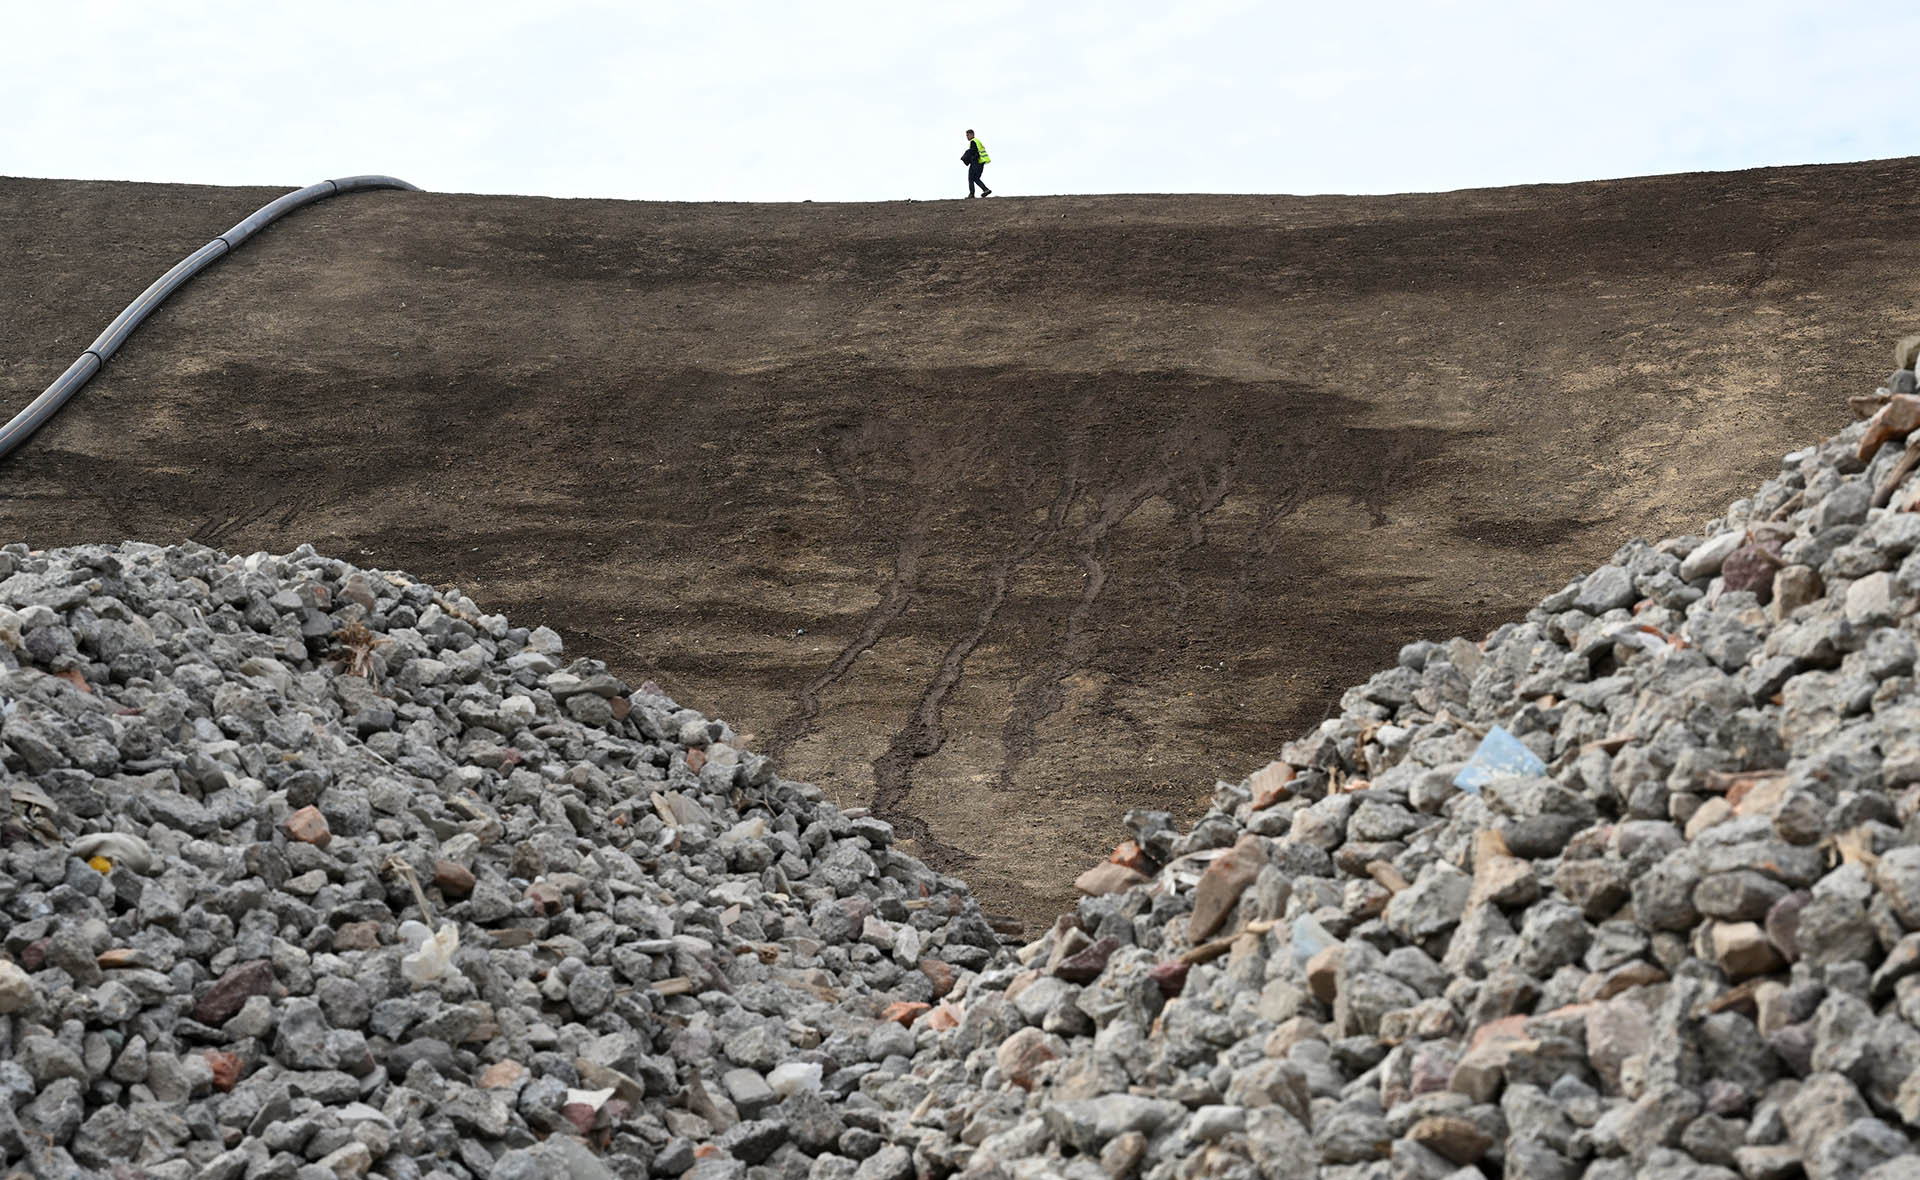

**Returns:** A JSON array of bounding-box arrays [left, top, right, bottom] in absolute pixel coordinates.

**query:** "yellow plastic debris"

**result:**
[[87, 856, 112, 874]]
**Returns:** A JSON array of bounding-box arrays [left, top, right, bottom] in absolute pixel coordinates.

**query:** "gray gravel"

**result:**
[[7, 349, 1920, 1178], [0, 543, 1004, 1178]]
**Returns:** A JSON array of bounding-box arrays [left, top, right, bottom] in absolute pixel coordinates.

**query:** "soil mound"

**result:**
[[4, 161, 1920, 926]]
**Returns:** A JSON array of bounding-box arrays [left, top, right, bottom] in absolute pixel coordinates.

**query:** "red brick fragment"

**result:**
[[434, 860, 476, 898], [203, 1050, 243, 1092], [282, 806, 331, 848], [192, 960, 275, 1026], [1149, 960, 1190, 997], [1110, 840, 1149, 873], [919, 959, 955, 998]]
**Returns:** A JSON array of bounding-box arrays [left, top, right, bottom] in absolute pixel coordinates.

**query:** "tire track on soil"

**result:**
[[868, 474, 1080, 867], [1156, 457, 1236, 617], [767, 503, 934, 762], [994, 467, 1174, 791], [767, 418, 980, 760]]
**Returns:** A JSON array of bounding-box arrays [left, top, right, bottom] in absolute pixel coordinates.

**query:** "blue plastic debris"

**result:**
[[1453, 725, 1546, 793], [1288, 913, 1338, 973]]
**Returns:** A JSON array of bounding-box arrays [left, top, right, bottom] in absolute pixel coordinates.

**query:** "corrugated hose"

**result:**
[[0, 175, 418, 461]]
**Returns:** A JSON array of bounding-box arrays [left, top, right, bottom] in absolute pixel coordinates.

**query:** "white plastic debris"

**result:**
[[1610, 624, 1683, 658], [398, 920, 459, 986], [719, 817, 767, 846], [564, 1087, 617, 1111], [1452, 725, 1548, 793], [767, 1062, 824, 1097], [9, 783, 56, 814], [71, 832, 156, 874], [1288, 913, 1338, 974]]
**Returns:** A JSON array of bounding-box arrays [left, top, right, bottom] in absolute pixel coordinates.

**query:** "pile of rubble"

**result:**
[[929, 339, 1920, 1180], [0, 542, 1003, 1180]]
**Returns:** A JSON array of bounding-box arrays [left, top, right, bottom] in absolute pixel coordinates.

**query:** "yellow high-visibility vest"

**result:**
[[971, 138, 990, 164]]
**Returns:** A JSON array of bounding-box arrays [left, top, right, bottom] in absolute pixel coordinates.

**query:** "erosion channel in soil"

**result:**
[[4, 160, 1918, 930]]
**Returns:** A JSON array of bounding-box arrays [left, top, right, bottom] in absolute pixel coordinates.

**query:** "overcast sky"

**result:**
[[3, 1, 1914, 203]]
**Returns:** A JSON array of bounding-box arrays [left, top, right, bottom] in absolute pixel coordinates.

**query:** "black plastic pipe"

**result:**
[[0, 174, 419, 461]]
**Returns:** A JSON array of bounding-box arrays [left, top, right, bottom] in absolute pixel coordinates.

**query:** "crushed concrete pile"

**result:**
[[5, 342, 1920, 1180], [944, 342, 1920, 1180], [0, 544, 1005, 1180]]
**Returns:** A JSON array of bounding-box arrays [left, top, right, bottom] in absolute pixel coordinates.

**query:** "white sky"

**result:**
[[3, 1, 1915, 203]]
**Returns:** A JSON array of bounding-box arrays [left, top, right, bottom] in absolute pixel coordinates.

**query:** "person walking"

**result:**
[[961, 129, 992, 198]]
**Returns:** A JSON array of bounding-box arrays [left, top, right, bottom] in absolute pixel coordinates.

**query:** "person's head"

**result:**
[[965, 129, 975, 138]]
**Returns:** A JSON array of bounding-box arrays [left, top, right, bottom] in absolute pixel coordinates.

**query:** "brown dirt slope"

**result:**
[[4, 160, 1918, 929]]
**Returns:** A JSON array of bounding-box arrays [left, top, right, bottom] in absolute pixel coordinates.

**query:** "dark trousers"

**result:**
[[968, 163, 989, 195]]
